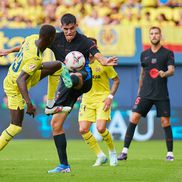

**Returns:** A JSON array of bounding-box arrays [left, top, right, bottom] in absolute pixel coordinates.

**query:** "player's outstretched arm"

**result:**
[[16, 71, 36, 117], [94, 52, 118, 66], [0, 46, 21, 57]]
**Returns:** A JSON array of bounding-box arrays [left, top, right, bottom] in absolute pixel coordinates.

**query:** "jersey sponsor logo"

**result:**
[[92, 75, 101, 79], [149, 68, 159, 79]]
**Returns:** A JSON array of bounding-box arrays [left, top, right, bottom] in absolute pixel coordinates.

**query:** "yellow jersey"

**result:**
[[82, 60, 117, 103], [7, 34, 43, 90]]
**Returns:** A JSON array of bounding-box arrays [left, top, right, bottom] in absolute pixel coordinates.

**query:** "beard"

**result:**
[[151, 39, 160, 46]]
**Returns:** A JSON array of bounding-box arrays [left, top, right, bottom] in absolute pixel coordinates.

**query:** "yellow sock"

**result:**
[[82, 131, 103, 156], [100, 129, 115, 152], [0, 124, 22, 151], [47, 69, 61, 100]]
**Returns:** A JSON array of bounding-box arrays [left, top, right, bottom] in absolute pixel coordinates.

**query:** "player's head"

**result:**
[[39, 24, 56, 47], [60, 13, 78, 42], [149, 26, 162, 46]]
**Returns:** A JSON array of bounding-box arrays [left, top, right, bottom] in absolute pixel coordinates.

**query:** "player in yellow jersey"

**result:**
[[78, 38, 120, 166], [0, 24, 72, 151]]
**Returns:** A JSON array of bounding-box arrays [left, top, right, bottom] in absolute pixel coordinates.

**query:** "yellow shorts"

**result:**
[[3, 70, 41, 110], [78, 102, 111, 122]]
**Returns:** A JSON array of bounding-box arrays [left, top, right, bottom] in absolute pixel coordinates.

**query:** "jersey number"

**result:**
[[12, 49, 23, 72]]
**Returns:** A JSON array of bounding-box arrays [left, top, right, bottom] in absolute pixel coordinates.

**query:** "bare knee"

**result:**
[[131, 112, 141, 124], [79, 127, 90, 135], [51, 119, 63, 134], [79, 121, 91, 135], [96, 126, 106, 134], [161, 117, 170, 127]]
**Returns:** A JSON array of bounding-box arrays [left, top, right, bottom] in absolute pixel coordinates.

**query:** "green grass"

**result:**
[[0, 140, 181, 182]]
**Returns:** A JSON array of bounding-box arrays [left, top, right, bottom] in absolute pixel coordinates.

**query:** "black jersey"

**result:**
[[139, 46, 175, 100], [49, 31, 99, 80]]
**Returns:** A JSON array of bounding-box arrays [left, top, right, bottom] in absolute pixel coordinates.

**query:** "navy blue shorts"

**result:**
[[132, 96, 171, 117], [55, 78, 92, 108]]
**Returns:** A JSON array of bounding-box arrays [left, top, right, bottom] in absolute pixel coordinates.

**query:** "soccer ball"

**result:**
[[64, 51, 85, 71]]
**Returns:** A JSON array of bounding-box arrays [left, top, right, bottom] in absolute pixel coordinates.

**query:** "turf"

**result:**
[[0, 140, 181, 182]]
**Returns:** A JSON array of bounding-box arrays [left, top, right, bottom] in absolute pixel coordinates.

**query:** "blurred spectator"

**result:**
[[0, 0, 181, 27], [81, 9, 103, 27], [156, 13, 175, 26], [43, 3, 57, 26]]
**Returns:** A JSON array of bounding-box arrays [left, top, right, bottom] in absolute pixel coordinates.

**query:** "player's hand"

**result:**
[[104, 56, 118, 66], [103, 97, 112, 111], [0, 49, 9, 57], [158, 70, 166, 78], [26, 102, 36, 118]]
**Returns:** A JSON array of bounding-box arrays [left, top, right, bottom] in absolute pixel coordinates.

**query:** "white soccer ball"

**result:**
[[64, 51, 85, 71]]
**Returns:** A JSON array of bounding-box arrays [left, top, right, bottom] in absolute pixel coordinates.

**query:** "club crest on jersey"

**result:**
[[95, 67, 101, 72], [29, 64, 36, 71], [151, 58, 157, 64]]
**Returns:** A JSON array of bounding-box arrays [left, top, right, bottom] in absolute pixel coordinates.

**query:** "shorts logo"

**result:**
[[29, 64, 36, 71]]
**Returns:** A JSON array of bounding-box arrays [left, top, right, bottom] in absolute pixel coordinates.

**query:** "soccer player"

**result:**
[[0, 24, 71, 151], [0, 13, 117, 173], [78, 37, 120, 167], [117, 26, 175, 161], [45, 13, 117, 173]]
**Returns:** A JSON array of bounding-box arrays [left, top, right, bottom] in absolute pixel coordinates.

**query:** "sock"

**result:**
[[167, 151, 174, 157], [53, 133, 68, 165], [163, 125, 173, 152], [124, 122, 137, 149], [47, 69, 60, 100], [82, 131, 104, 157], [122, 147, 128, 154], [99, 129, 115, 152], [0, 124, 22, 151]]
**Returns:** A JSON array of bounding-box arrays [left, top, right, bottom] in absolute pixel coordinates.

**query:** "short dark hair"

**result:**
[[61, 13, 77, 25], [149, 26, 161, 34], [39, 24, 56, 38]]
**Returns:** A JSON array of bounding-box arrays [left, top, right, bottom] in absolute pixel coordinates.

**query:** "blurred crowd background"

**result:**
[[0, 0, 181, 28]]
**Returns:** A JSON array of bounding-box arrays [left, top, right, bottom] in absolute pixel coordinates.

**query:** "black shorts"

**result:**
[[132, 96, 171, 117], [54, 78, 92, 108]]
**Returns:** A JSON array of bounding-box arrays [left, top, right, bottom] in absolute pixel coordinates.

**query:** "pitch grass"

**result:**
[[0, 140, 181, 182]]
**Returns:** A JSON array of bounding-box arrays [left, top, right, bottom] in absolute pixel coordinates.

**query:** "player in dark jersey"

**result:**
[[45, 14, 117, 173], [0, 15, 117, 173], [117, 26, 175, 161]]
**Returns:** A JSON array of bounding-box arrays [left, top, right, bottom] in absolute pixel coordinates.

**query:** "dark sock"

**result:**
[[124, 122, 137, 148], [163, 125, 173, 152], [53, 133, 68, 165]]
